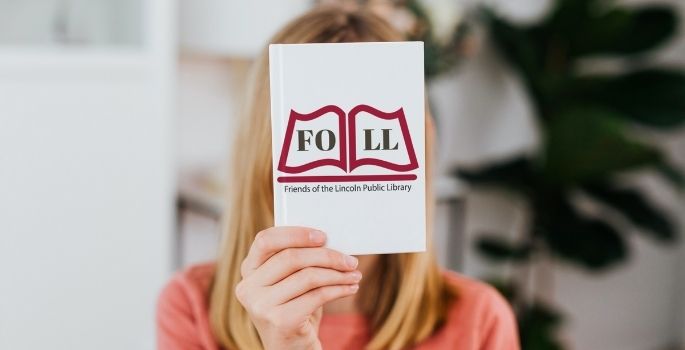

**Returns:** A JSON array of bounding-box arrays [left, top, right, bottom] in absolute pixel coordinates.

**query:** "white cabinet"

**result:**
[[0, 0, 142, 47], [0, 1, 175, 349]]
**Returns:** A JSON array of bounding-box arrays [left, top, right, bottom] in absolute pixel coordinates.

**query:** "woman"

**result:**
[[157, 6, 519, 350]]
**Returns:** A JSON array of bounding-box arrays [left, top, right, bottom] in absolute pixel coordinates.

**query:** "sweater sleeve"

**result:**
[[479, 287, 520, 350], [156, 276, 206, 350]]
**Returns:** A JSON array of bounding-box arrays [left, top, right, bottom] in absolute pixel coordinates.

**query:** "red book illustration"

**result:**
[[277, 104, 418, 183]]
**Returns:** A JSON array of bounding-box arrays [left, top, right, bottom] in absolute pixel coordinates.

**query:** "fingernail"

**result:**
[[309, 230, 326, 244], [345, 255, 358, 269], [350, 271, 362, 282], [349, 284, 359, 293]]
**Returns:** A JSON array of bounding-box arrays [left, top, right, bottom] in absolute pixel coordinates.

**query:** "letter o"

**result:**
[[315, 129, 336, 151]]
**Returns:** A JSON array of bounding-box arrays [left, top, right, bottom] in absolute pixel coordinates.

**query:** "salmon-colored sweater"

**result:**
[[156, 263, 520, 350]]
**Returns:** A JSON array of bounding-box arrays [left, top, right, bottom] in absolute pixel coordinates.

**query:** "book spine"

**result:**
[[268, 44, 287, 225]]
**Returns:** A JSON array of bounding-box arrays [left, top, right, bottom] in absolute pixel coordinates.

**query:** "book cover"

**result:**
[[269, 41, 425, 255]]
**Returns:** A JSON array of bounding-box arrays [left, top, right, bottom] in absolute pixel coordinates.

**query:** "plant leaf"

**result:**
[[611, 7, 677, 55], [657, 162, 685, 190], [580, 70, 685, 128], [456, 157, 536, 195], [519, 302, 565, 350], [583, 183, 676, 241], [571, 6, 677, 56], [476, 236, 532, 262], [539, 200, 628, 270], [482, 9, 543, 85], [543, 107, 662, 184]]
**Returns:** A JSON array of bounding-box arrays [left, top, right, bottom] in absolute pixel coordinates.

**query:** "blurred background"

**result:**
[[0, 0, 684, 349]]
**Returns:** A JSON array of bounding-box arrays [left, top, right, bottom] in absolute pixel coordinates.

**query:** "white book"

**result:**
[[269, 41, 426, 255]]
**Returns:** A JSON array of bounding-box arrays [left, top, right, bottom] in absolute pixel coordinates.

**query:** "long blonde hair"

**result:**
[[209, 6, 456, 350]]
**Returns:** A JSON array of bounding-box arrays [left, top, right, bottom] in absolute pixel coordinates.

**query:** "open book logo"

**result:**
[[277, 104, 419, 183]]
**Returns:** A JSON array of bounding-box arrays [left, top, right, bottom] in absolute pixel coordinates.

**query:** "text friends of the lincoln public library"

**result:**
[[283, 183, 413, 193]]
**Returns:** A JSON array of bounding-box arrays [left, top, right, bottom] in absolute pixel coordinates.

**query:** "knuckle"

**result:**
[[321, 285, 346, 303], [283, 249, 300, 267], [255, 229, 268, 240], [326, 250, 343, 266], [250, 300, 269, 319], [313, 287, 330, 303], [301, 267, 319, 288], [254, 234, 270, 252], [239, 260, 248, 277], [234, 281, 246, 302]]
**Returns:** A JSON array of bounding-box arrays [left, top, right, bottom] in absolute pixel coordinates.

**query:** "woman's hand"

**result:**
[[235, 227, 361, 350]]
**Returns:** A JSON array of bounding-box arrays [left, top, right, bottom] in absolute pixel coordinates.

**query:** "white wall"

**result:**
[[175, 55, 249, 266], [177, 55, 246, 171], [178, 0, 311, 57], [0, 1, 175, 349]]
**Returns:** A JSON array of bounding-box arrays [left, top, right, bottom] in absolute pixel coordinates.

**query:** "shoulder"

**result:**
[[158, 262, 216, 312], [440, 271, 520, 349], [442, 271, 512, 317], [156, 262, 218, 349]]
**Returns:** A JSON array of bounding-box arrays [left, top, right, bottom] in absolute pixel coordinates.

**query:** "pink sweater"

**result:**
[[156, 263, 520, 350]]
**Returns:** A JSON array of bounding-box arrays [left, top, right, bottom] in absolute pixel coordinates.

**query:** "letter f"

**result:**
[[297, 130, 313, 151]]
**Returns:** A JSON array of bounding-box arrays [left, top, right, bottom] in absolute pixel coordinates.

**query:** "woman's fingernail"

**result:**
[[345, 255, 358, 268], [349, 284, 359, 293], [350, 271, 362, 282], [309, 230, 326, 244]]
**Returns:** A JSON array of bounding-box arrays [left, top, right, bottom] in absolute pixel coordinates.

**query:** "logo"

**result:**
[[277, 104, 419, 183]]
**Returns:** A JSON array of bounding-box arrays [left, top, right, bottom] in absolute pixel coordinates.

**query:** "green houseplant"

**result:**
[[454, 0, 685, 348]]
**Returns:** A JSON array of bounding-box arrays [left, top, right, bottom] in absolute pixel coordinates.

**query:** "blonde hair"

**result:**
[[209, 6, 456, 350]]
